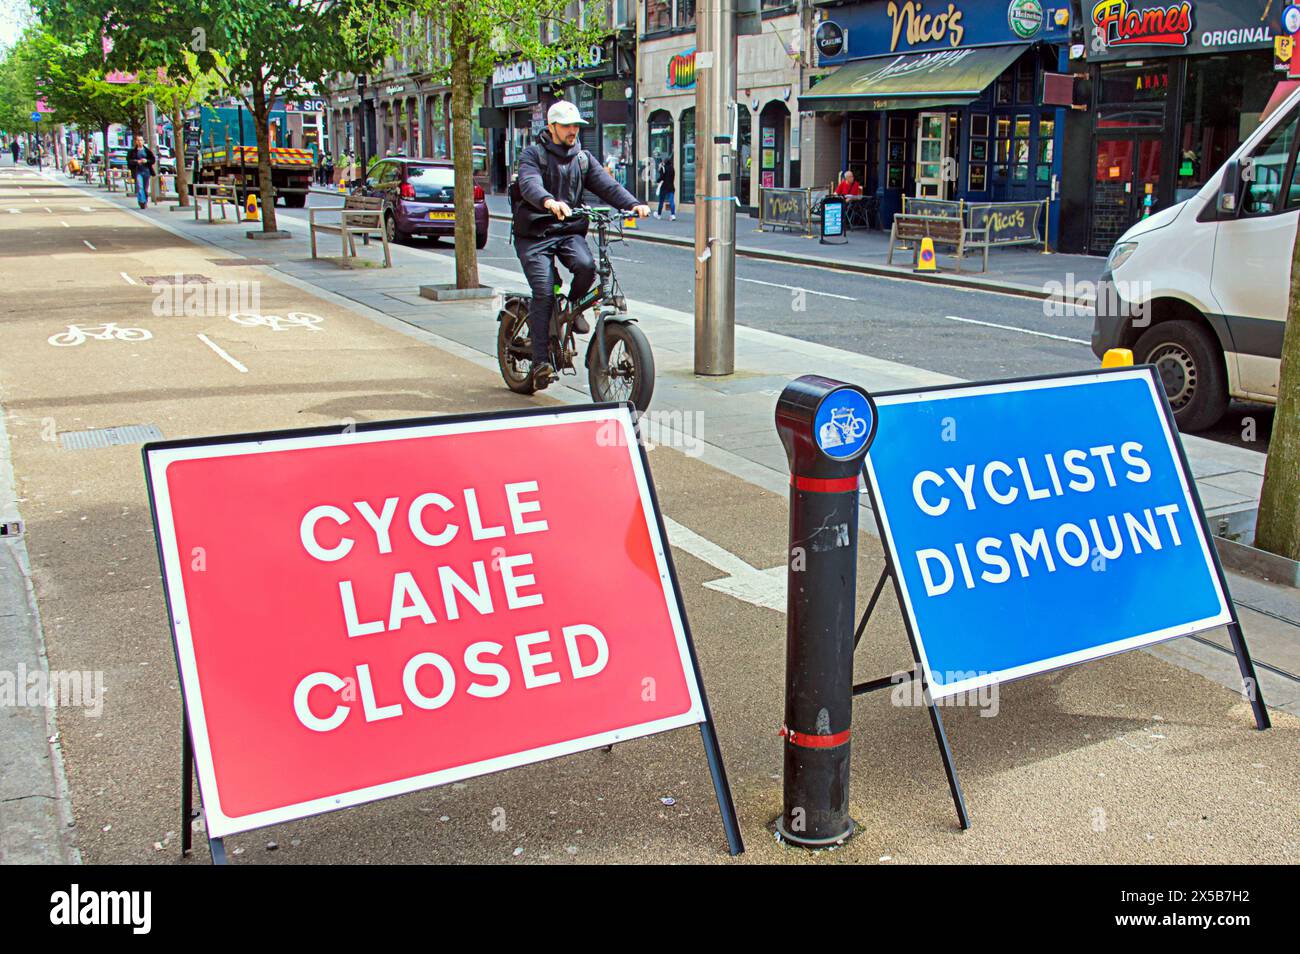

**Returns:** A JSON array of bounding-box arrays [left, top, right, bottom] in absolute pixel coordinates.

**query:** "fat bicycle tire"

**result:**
[[588, 321, 655, 412], [497, 297, 537, 395]]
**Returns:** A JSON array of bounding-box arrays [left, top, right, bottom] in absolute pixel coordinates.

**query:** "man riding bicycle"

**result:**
[[512, 101, 649, 391]]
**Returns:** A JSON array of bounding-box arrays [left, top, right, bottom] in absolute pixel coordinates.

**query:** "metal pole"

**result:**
[[694, 0, 736, 376], [145, 99, 161, 202], [774, 376, 878, 847]]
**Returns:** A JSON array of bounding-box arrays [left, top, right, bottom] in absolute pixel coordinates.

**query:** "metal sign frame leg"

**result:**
[[851, 480, 971, 830], [180, 710, 229, 865]]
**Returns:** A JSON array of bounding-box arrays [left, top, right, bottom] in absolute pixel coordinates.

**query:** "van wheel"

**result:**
[[1133, 320, 1228, 431]]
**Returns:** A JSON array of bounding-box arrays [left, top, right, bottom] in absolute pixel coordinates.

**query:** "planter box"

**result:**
[[419, 283, 495, 301], [246, 229, 292, 240], [1209, 506, 1300, 588]]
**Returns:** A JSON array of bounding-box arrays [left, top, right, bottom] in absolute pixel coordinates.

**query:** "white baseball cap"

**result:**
[[547, 100, 588, 126]]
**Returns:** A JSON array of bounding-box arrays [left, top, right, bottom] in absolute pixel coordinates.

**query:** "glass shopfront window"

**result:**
[[1177, 52, 1275, 201], [645, 0, 671, 31]]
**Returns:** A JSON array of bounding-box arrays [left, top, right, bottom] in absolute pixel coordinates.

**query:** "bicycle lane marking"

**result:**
[[197, 334, 250, 373]]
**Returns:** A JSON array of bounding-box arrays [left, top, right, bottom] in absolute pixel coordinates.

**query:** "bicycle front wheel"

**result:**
[[588, 321, 654, 412]]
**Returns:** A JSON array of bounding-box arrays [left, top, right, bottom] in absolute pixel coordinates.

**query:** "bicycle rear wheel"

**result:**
[[497, 297, 536, 395]]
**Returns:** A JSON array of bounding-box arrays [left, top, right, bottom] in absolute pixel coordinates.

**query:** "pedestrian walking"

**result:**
[[655, 156, 676, 220], [9, 140, 18, 165], [126, 135, 156, 209], [323, 152, 334, 187]]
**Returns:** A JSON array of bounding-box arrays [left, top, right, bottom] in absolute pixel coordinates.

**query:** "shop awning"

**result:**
[[800, 44, 1027, 112]]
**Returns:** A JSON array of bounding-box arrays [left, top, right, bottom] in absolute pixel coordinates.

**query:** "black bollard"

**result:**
[[774, 375, 877, 847]]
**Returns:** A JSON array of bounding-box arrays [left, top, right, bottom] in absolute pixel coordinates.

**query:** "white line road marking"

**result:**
[[60, 221, 69, 227], [737, 276, 858, 301], [82, 240, 96, 250], [661, 516, 786, 611], [119, 272, 136, 285], [197, 334, 249, 373], [943, 314, 1090, 345], [80, 206, 94, 212]]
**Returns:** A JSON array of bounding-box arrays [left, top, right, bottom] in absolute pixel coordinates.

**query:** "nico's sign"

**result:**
[[144, 406, 706, 838], [863, 368, 1230, 698]]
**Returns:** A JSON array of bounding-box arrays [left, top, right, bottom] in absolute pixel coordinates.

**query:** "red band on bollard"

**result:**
[[780, 725, 852, 748], [791, 474, 860, 494]]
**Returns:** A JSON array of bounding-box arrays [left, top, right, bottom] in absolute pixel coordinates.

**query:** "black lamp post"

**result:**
[[355, 73, 368, 182]]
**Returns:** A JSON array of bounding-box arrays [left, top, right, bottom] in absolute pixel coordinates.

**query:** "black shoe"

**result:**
[[530, 362, 556, 391], [572, 314, 590, 335]]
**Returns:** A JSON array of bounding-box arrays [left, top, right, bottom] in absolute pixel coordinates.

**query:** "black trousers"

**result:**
[[514, 233, 596, 363]]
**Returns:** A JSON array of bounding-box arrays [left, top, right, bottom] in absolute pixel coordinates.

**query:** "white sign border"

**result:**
[[863, 367, 1232, 700], [145, 406, 706, 839]]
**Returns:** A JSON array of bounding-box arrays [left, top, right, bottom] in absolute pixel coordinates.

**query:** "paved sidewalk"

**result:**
[[485, 193, 1106, 300]]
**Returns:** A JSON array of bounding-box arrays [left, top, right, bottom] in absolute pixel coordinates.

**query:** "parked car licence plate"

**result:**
[[428, 211, 455, 220]]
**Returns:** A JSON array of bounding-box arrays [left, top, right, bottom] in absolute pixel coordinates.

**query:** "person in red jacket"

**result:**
[[835, 170, 862, 197]]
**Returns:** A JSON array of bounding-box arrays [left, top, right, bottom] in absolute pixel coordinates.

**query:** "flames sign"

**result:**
[[1091, 0, 1194, 49]]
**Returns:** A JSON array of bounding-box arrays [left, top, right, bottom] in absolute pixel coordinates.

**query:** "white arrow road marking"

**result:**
[[197, 334, 249, 373], [943, 314, 1089, 345], [737, 277, 858, 301], [662, 516, 786, 612]]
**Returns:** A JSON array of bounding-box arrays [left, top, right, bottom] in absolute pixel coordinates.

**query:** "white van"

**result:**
[[1091, 86, 1299, 431]]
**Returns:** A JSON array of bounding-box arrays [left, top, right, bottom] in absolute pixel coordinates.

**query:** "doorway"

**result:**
[[1091, 133, 1163, 252], [915, 111, 950, 198]]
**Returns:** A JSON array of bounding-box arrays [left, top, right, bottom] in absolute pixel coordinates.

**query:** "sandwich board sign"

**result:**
[[856, 366, 1268, 824], [143, 404, 741, 861]]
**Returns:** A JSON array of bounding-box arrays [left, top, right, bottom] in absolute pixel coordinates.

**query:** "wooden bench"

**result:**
[[193, 177, 239, 223], [887, 213, 989, 273], [308, 194, 391, 268]]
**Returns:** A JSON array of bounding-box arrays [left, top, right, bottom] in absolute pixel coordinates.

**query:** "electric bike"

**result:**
[[496, 207, 655, 412]]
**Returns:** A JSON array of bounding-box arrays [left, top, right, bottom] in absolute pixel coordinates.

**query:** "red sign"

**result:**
[[1091, 0, 1193, 49], [145, 407, 705, 838]]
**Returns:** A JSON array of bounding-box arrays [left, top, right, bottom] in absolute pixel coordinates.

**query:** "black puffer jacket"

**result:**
[[513, 130, 638, 240]]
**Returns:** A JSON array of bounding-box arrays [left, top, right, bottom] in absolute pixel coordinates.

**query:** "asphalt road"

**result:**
[[294, 190, 1274, 450]]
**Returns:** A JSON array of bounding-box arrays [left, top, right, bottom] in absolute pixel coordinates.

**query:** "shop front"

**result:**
[[640, 8, 804, 211], [1078, 0, 1288, 254], [483, 41, 635, 194], [803, 0, 1072, 235]]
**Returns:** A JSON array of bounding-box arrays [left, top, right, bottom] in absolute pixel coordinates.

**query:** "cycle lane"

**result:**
[[1, 172, 1297, 865]]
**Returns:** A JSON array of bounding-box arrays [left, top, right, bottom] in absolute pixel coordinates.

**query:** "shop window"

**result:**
[[680, 107, 696, 200], [1242, 108, 1299, 216], [676, 0, 696, 28], [996, 72, 1012, 106], [646, 0, 671, 31], [1015, 63, 1034, 104], [1178, 52, 1276, 201], [1037, 118, 1054, 183]]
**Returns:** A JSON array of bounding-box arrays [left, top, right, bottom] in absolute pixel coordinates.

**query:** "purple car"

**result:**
[[363, 157, 489, 248]]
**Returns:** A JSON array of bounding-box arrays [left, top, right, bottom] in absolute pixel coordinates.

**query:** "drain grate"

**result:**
[[59, 424, 163, 450], [138, 274, 212, 286], [209, 258, 271, 266]]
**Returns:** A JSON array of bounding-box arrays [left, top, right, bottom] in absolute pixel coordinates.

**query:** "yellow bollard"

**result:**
[[244, 192, 259, 222], [914, 236, 938, 273], [1102, 348, 1134, 368]]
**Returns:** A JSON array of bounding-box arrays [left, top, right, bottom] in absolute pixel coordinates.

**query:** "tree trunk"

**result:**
[[1254, 221, 1300, 560], [173, 99, 190, 208], [450, 10, 478, 290], [252, 85, 278, 233]]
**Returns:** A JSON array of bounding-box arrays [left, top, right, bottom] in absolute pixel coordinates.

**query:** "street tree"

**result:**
[[342, 0, 609, 289], [1254, 236, 1300, 561], [39, 0, 382, 231]]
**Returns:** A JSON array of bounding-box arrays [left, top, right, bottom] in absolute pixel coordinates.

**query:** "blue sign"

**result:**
[[30, 111, 41, 123], [817, 0, 1070, 65], [814, 387, 876, 460], [863, 368, 1230, 698], [1285, 4, 1300, 35]]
